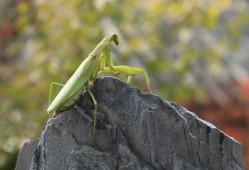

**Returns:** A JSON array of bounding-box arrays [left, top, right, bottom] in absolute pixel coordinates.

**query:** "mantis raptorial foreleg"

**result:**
[[98, 47, 152, 93]]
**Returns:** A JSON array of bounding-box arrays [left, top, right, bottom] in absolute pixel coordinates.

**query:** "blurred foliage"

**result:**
[[0, 0, 249, 169]]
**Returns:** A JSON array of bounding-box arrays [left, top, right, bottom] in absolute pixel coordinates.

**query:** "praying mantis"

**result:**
[[47, 33, 151, 139]]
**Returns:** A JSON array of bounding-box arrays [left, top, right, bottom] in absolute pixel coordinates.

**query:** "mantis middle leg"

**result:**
[[107, 66, 151, 93]]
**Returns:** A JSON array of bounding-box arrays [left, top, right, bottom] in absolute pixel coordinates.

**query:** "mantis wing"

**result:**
[[47, 56, 95, 114]]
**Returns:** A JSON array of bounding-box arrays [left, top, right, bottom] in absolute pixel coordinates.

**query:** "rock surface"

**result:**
[[15, 76, 246, 170]]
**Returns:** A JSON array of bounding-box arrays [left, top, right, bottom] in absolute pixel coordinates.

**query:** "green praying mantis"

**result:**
[[47, 33, 151, 139]]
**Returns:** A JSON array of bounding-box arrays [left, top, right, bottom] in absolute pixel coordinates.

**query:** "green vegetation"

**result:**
[[0, 0, 248, 169]]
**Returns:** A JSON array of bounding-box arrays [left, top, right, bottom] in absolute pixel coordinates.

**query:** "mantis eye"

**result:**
[[111, 33, 119, 46]]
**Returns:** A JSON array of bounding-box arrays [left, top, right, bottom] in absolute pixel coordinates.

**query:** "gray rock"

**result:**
[[15, 139, 39, 170], [15, 76, 246, 170]]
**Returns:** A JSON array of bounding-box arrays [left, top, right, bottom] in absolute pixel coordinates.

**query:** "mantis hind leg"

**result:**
[[48, 82, 64, 106], [86, 81, 97, 143]]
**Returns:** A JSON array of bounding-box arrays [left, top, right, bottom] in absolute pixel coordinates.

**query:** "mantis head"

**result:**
[[111, 33, 119, 46]]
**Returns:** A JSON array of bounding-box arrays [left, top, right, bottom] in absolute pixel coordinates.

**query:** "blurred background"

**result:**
[[0, 0, 249, 169]]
